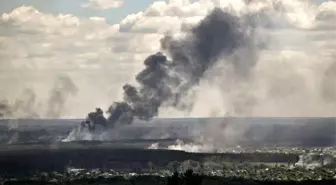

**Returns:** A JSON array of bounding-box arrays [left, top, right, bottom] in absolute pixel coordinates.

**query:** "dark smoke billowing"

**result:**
[[92, 8, 256, 128]]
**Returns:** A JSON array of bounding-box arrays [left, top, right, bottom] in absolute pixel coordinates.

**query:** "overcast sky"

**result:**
[[0, 0, 335, 118]]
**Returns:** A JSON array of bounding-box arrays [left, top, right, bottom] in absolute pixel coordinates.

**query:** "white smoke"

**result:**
[[167, 139, 216, 153], [294, 153, 336, 169], [62, 126, 109, 142], [148, 142, 159, 149], [149, 139, 246, 153]]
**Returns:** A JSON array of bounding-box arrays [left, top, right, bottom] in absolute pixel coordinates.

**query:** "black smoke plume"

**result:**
[[88, 8, 254, 128]]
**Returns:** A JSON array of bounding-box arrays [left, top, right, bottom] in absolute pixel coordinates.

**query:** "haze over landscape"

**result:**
[[0, 0, 335, 119]]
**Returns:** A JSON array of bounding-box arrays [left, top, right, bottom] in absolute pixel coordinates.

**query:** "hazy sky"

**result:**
[[0, 0, 335, 118]]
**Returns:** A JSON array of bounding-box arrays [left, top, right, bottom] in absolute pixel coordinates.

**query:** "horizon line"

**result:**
[[1, 116, 336, 121]]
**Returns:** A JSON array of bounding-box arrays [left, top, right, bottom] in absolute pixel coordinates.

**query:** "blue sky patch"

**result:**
[[0, 0, 162, 24]]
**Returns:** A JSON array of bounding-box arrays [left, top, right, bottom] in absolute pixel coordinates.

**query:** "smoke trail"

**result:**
[[0, 88, 39, 119], [321, 60, 336, 103], [88, 8, 257, 128], [0, 100, 12, 118], [47, 75, 78, 118], [0, 75, 78, 119], [13, 88, 40, 118]]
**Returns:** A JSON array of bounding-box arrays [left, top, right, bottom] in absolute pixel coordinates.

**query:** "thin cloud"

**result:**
[[81, 0, 124, 10]]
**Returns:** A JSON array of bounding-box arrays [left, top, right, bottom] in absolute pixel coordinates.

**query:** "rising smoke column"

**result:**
[[104, 8, 254, 127], [0, 100, 12, 118], [0, 75, 78, 119], [47, 75, 78, 118], [12, 88, 39, 118], [0, 88, 39, 119]]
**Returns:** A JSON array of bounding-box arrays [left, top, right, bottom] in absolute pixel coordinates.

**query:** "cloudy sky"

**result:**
[[0, 0, 335, 118], [0, 0, 159, 24]]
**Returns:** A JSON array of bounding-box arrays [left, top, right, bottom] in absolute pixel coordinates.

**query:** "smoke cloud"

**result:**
[[178, 0, 336, 118], [0, 88, 40, 119], [0, 75, 78, 119], [47, 75, 78, 118], [90, 8, 258, 128]]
